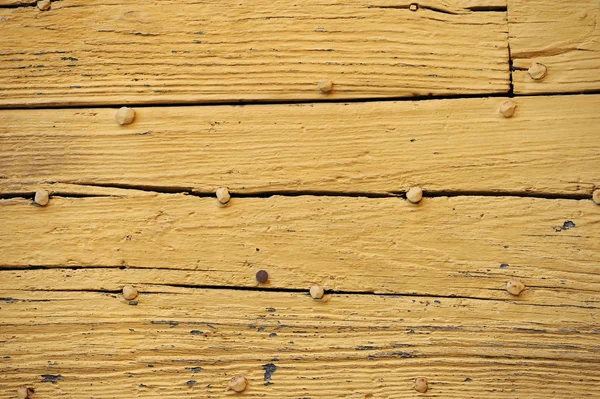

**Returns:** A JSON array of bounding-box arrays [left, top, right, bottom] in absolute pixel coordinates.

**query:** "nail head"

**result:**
[[317, 80, 333, 94], [227, 375, 247, 392], [414, 377, 428, 393], [37, 0, 51, 11], [506, 279, 525, 296], [309, 285, 325, 299], [499, 100, 517, 118], [34, 190, 50, 206], [528, 62, 547, 80], [592, 189, 600, 205], [122, 285, 138, 300], [256, 270, 269, 284], [17, 386, 30, 399], [115, 107, 136, 125], [216, 187, 231, 205], [409, 4, 418, 11], [406, 186, 423, 204]]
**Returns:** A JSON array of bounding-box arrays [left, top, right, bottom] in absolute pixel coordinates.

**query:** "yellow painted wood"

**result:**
[[1, 95, 599, 196], [508, 0, 600, 94], [1, 194, 598, 307], [0, 181, 157, 199], [0, 0, 35, 5], [0, 287, 597, 398], [0, 0, 509, 106]]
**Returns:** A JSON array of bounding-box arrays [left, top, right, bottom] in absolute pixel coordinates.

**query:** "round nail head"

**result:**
[[17, 386, 29, 399], [216, 187, 231, 205], [318, 80, 333, 94], [34, 190, 50, 206], [122, 285, 138, 300], [115, 107, 136, 125], [414, 377, 428, 393], [37, 0, 51, 11], [499, 100, 517, 118], [309, 285, 325, 299], [256, 270, 269, 284], [406, 186, 423, 204], [227, 375, 248, 392], [528, 62, 547, 80], [592, 189, 600, 205], [506, 279, 525, 296]]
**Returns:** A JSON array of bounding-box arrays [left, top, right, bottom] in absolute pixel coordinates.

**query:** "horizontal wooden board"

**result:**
[[508, 0, 600, 94], [0, 288, 598, 398], [0, 0, 509, 106], [1, 195, 598, 307], [1, 95, 599, 196], [0, 0, 35, 5]]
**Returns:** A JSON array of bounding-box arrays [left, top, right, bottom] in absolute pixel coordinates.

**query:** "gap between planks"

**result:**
[[2, 90, 600, 111], [0, 185, 594, 201]]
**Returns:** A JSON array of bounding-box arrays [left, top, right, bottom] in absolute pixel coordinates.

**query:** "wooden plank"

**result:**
[[0, 0, 36, 5], [0, 288, 598, 398], [508, 0, 600, 94], [1, 195, 598, 307], [1, 95, 599, 196], [0, 0, 509, 106]]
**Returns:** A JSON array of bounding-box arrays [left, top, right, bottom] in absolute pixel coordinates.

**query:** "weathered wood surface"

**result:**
[[0, 287, 598, 399], [1, 195, 598, 307], [0, 0, 36, 5], [1, 95, 599, 196], [0, 0, 509, 107], [508, 0, 600, 94]]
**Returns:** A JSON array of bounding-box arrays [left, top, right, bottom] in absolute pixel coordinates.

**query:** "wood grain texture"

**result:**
[[0, 287, 598, 399], [0, 0, 509, 107], [0, 0, 35, 5], [1, 195, 598, 307], [1, 95, 599, 196], [508, 0, 600, 94]]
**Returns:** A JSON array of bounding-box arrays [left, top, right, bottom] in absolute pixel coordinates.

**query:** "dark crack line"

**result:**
[[13, 181, 592, 201]]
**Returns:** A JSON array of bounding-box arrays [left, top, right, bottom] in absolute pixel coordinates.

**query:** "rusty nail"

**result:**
[[406, 186, 423, 204], [309, 285, 324, 299], [37, 0, 51, 11], [34, 190, 50, 206], [499, 100, 517, 118], [414, 377, 428, 393], [216, 187, 231, 205], [256, 270, 269, 284], [122, 285, 138, 300], [226, 375, 248, 392], [528, 62, 547, 80], [317, 80, 333, 94], [17, 386, 30, 399], [506, 279, 525, 296], [115, 107, 136, 125], [592, 189, 600, 205]]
